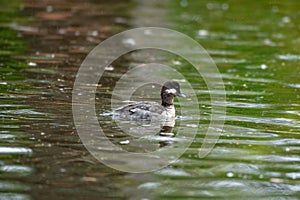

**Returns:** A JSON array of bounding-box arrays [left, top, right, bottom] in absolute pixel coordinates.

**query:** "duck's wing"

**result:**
[[113, 101, 164, 119]]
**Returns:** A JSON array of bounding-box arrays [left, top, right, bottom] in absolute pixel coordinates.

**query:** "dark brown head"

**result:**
[[161, 81, 185, 106]]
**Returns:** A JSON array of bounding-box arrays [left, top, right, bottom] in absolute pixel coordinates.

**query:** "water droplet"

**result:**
[[123, 38, 136, 46], [226, 172, 234, 177], [28, 62, 37, 67], [260, 64, 267, 70], [104, 66, 114, 71], [282, 16, 291, 23], [197, 29, 209, 38], [119, 140, 130, 145], [259, 174, 264, 179], [173, 60, 182, 65]]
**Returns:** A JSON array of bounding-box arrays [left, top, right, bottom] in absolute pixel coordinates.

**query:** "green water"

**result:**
[[1, 0, 300, 199], [155, 1, 300, 199]]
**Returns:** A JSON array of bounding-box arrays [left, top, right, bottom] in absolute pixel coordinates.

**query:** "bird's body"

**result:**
[[113, 101, 175, 120], [111, 81, 184, 125]]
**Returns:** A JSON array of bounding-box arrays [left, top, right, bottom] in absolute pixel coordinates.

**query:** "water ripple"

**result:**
[[226, 115, 300, 128], [0, 109, 45, 115], [0, 147, 32, 154]]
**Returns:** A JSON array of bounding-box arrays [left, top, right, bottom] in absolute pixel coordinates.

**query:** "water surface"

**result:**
[[1, 0, 300, 199]]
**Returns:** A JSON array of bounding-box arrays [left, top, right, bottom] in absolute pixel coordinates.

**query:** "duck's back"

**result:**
[[113, 101, 166, 120]]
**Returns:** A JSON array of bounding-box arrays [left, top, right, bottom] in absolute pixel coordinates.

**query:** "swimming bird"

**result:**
[[112, 81, 185, 122]]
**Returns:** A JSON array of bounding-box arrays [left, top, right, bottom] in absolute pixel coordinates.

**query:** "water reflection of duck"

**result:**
[[113, 81, 185, 122]]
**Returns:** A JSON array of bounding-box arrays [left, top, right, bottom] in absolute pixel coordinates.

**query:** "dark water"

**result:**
[[1, 0, 300, 199]]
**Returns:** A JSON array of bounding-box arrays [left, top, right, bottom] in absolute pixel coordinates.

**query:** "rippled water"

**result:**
[[1, 0, 300, 199]]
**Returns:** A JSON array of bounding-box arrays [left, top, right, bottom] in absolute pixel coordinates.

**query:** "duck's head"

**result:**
[[161, 81, 185, 106]]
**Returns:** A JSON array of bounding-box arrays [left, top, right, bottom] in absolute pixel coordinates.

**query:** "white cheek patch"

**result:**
[[166, 88, 177, 94]]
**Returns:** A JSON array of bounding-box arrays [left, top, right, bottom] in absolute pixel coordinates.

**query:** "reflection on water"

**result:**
[[1, 0, 300, 199]]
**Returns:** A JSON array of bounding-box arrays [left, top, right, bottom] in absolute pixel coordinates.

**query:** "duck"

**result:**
[[112, 81, 185, 122]]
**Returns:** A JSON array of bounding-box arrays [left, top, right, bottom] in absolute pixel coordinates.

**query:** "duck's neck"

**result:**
[[161, 93, 174, 107]]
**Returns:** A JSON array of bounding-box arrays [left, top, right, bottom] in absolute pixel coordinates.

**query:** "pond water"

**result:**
[[1, 0, 300, 199]]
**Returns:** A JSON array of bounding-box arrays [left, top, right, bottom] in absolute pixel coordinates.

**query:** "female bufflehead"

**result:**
[[112, 81, 185, 121]]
